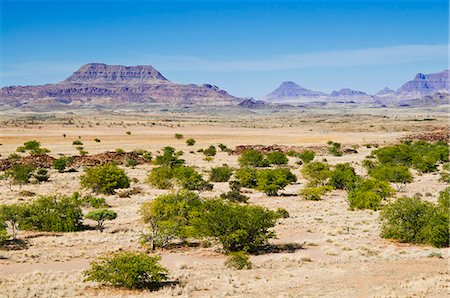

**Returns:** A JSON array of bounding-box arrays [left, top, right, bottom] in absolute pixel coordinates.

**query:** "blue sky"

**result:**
[[1, 0, 448, 98]]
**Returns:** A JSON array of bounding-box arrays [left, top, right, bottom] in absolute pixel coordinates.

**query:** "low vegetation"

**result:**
[[80, 164, 130, 194]]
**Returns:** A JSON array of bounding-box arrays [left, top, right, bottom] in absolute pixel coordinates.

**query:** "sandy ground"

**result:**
[[0, 108, 448, 298]]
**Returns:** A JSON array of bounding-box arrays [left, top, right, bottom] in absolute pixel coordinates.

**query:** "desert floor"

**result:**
[[0, 107, 448, 297]]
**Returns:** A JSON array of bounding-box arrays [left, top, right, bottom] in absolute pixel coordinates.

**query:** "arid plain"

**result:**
[[0, 106, 448, 297]]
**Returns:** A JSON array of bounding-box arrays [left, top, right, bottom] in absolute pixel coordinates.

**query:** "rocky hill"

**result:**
[[0, 63, 241, 109], [265, 81, 326, 102]]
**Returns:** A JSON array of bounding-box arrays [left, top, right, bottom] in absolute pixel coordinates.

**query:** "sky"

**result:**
[[0, 0, 448, 98]]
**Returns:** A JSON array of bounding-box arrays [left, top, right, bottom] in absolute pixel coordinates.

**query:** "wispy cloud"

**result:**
[[137, 44, 448, 72]]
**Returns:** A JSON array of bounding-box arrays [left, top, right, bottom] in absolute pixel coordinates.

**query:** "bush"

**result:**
[[220, 190, 249, 203], [238, 150, 269, 167], [265, 152, 288, 165], [154, 146, 185, 168], [34, 168, 49, 182], [140, 191, 203, 250], [53, 157, 70, 172], [299, 186, 333, 201], [210, 166, 233, 182], [94, 138, 101, 142], [72, 140, 83, 146], [81, 164, 130, 194], [16, 140, 49, 155], [85, 209, 117, 232], [438, 187, 449, 209], [255, 168, 297, 196], [173, 166, 212, 191], [5, 164, 36, 185], [174, 133, 183, 139], [380, 197, 449, 247], [0, 204, 26, 239], [235, 167, 257, 188], [19, 194, 83, 232], [218, 144, 228, 152], [327, 141, 343, 156], [193, 199, 278, 252], [0, 220, 7, 245], [80, 196, 109, 209], [125, 158, 139, 168], [369, 164, 413, 191], [301, 162, 331, 186], [115, 148, 125, 153], [328, 163, 359, 190], [203, 145, 217, 157], [146, 166, 173, 189], [297, 150, 315, 164], [347, 189, 382, 211], [225, 251, 252, 270], [84, 252, 169, 289], [275, 207, 290, 218], [186, 138, 196, 146]]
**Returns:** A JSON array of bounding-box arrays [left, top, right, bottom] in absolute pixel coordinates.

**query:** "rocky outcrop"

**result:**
[[238, 98, 266, 108], [0, 63, 241, 108]]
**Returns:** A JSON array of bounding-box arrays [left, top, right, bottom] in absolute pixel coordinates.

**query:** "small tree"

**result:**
[[369, 164, 413, 191], [146, 166, 173, 189], [0, 204, 26, 239], [238, 149, 269, 167], [81, 164, 130, 194], [203, 145, 217, 157], [174, 133, 183, 139], [235, 167, 257, 188], [210, 166, 233, 182], [327, 141, 343, 156], [154, 146, 185, 168], [301, 161, 331, 186], [265, 152, 288, 165], [299, 186, 333, 201], [328, 163, 359, 190], [72, 140, 83, 146], [53, 157, 69, 172], [84, 252, 169, 289], [85, 209, 117, 232], [16, 140, 49, 155], [5, 164, 36, 186], [173, 166, 212, 191], [347, 179, 394, 211], [297, 150, 315, 164], [255, 168, 297, 196], [186, 138, 196, 146]]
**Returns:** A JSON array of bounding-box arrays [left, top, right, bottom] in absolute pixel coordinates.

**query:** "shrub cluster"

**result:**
[[81, 163, 130, 194], [209, 165, 233, 182]]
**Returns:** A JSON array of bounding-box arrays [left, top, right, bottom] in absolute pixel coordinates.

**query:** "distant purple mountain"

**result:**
[[265, 81, 326, 101], [330, 88, 367, 97], [397, 70, 449, 95]]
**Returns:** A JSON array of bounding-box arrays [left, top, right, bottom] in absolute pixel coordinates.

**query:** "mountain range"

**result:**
[[0, 64, 448, 109], [0, 63, 240, 108], [265, 70, 449, 105]]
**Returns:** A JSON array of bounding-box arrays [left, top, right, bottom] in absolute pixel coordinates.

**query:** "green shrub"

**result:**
[[218, 144, 228, 152], [255, 168, 297, 196], [16, 140, 49, 155], [0, 220, 7, 245], [80, 196, 109, 209], [81, 164, 130, 194], [186, 138, 196, 146], [235, 167, 257, 188], [72, 140, 83, 146], [174, 133, 183, 139], [438, 187, 449, 209], [380, 197, 449, 247], [19, 194, 83, 232], [297, 150, 315, 164], [94, 138, 101, 142], [140, 191, 203, 250], [173, 166, 212, 191], [225, 251, 252, 270], [369, 164, 413, 190], [154, 146, 185, 168], [327, 141, 343, 156], [275, 207, 290, 218], [0, 204, 26, 239], [301, 161, 331, 186], [193, 199, 278, 252], [53, 157, 70, 172], [125, 158, 139, 168], [5, 164, 36, 185], [220, 190, 249, 203], [265, 152, 288, 165], [34, 168, 49, 182], [328, 163, 359, 190], [85, 209, 117, 232], [210, 166, 233, 182], [84, 252, 169, 289], [238, 149, 269, 167], [146, 166, 174, 189], [203, 145, 217, 157], [299, 186, 333, 201], [347, 189, 382, 211], [115, 148, 125, 153]]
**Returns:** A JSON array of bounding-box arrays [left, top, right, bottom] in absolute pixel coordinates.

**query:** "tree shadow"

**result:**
[[250, 242, 306, 255], [0, 238, 29, 251]]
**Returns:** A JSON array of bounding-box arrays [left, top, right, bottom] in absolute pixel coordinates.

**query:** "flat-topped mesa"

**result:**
[[62, 63, 169, 84]]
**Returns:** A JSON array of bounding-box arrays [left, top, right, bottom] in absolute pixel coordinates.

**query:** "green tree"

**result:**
[[265, 152, 288, 165], [173, 166, 212, 191], [255, 168, 297, 196], [347, 179, 394, 211], [369, 164, 413, 191], [81, 164, 130, 194], [16, 140, 49, 155], [235, 167, 257, 188], [85, 209, 118, 232], [297, 150, 315, 164], [238, 149, 269, 167], [53, 157, 70, 172], [84, 252, 169, 289], [209, 166, 233, 182], [154, 146, 185, 168], [301, 161, 331, 186], [328, 163, 359, 190], [5, 164, 36, 186], [0, 204, 26, 239], [146, 166, 174, 189], [186, 138, 196, 146]]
